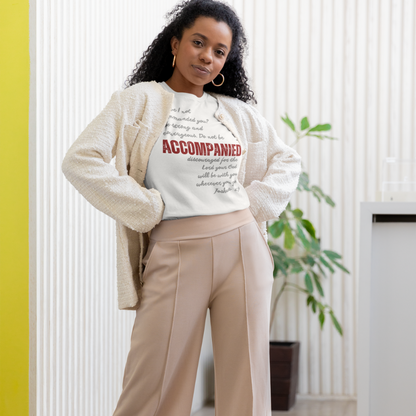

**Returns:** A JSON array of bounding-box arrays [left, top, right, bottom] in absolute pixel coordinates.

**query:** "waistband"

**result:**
[[149, 207, 255, 241]]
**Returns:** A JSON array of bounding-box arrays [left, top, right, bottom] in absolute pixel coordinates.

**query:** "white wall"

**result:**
[[30, 0, 416, 414], [234, 0, 415, 399], [29, 1, 213, 415]]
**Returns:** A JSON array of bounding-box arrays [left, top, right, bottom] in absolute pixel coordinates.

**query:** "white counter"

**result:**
[[358, 202, 416, 416]]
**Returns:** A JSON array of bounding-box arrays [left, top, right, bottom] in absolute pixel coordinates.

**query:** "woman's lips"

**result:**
[[192, 65, 210, 76]]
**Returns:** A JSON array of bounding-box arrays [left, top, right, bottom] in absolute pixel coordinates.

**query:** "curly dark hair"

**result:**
[[124, 0, 256, 104]]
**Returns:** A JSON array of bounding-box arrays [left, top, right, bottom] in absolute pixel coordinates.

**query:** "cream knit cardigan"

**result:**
[[61, 81, 302, 311]]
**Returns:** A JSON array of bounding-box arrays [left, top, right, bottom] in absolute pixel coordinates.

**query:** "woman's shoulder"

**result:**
[[211, 93, 269, 131], [212, 92, 255, 111], [114, 81, 171, 120]]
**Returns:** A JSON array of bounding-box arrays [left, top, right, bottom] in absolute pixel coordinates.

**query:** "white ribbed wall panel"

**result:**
[[229, 0, 415, 400], [29, 0, 416, 414], [29, 1, 198, 415]]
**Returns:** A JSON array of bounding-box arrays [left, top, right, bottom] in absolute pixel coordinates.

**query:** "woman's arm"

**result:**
[[244, 111, 302, 224], [61, 89, 165, 233]]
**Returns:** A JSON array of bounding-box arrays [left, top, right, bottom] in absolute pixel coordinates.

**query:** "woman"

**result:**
[[62, 0, 302, 415]]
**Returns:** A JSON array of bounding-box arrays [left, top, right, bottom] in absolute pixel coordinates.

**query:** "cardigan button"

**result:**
[[218, 114, 224, 120]]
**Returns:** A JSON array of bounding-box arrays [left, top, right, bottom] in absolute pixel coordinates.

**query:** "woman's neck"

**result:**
[[165, 76, 204, 98]]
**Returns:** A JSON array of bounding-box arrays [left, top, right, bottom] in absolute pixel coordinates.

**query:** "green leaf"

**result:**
[[324, 195, 336, 207], [274, 256, 288, 271], [316, 263, 327, 277], [300, 117, 310, 130], [279, 210, 288, 220], [287, 258, 303, 274], [292, 208, 303, 218], [271, 252, 288, 275], [311, 271, 324, 296], [332, 259, 350, 274], [307, 295, 313, 306], [320, 255, 335, 273], [301, 219, 316, 239], [311, 185, 325, 197], [311, 238, 321, 251], [311, 298, 317, 313], [304, 272, 313, 293], [311, 192, 322, 202], [319, 310, 325, 328], [305, 255, 315, 266], [281, 113, 296, 132], [308, 134, 338, 141], [308, 123, 331, 132], [270, 250, 288, 270], [308, 134, 338, 140], [275, 261, 288, 276], [296, 223, 310, 250], [297, 172, 309, 187], [284, 224, 296, 250], [296, 172, 310, 191], [269, 220, 285, 239], [323, 250, 342, 260], [329, 310, 343, 336], [311, 186, 328, 203], [310, 238, 321, 251], [291, 265, 304, 274], [269, 244, 287, 257]]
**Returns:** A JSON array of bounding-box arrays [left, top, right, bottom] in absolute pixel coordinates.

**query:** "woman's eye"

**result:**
[[216, 50, 225, 56], [193, 40, 203, 46]]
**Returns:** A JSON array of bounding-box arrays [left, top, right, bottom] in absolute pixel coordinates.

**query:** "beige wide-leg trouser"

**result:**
[[112, 207, 274, 416]]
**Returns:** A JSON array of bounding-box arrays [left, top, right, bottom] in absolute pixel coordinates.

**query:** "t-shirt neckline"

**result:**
[[160, 81, 207, 102]]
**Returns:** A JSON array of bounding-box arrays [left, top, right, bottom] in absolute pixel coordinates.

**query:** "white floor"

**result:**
[[192, 397, 357, 416]]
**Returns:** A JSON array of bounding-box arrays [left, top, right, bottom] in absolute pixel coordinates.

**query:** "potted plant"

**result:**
[[268, 114, 350, 411]]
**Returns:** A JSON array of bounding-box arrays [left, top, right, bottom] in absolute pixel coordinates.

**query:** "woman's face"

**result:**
[[168, 16, 233, 96]]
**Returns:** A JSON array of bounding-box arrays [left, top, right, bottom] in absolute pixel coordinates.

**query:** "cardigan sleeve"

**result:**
[[244, 111, 302, 223], [61, 89, 165, 233]]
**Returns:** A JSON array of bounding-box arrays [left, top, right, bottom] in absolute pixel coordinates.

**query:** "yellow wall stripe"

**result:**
[[0, 0, 29, 415]]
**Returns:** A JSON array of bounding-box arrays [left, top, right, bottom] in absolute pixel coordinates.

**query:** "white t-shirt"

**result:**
[[144, 82, 250, 220]]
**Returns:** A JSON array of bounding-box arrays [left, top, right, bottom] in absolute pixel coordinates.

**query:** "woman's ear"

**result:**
[[170, 36, 179, 56]]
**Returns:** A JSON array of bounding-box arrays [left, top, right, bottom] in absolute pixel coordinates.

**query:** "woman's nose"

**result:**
[[199, 49, 213, 63]]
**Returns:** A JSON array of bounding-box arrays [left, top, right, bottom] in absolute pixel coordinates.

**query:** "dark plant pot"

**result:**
[[269, 341, 300, 411]]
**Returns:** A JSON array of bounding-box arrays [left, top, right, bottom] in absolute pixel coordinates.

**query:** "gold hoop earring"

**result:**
[[172, 55, 176, 68], [212, 73, 225, 87]]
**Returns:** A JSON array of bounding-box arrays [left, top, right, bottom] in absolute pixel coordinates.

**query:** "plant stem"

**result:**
[[270, 278, 287, 335], [285, 282, 309, 293], [289, 131, 311, 147]]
